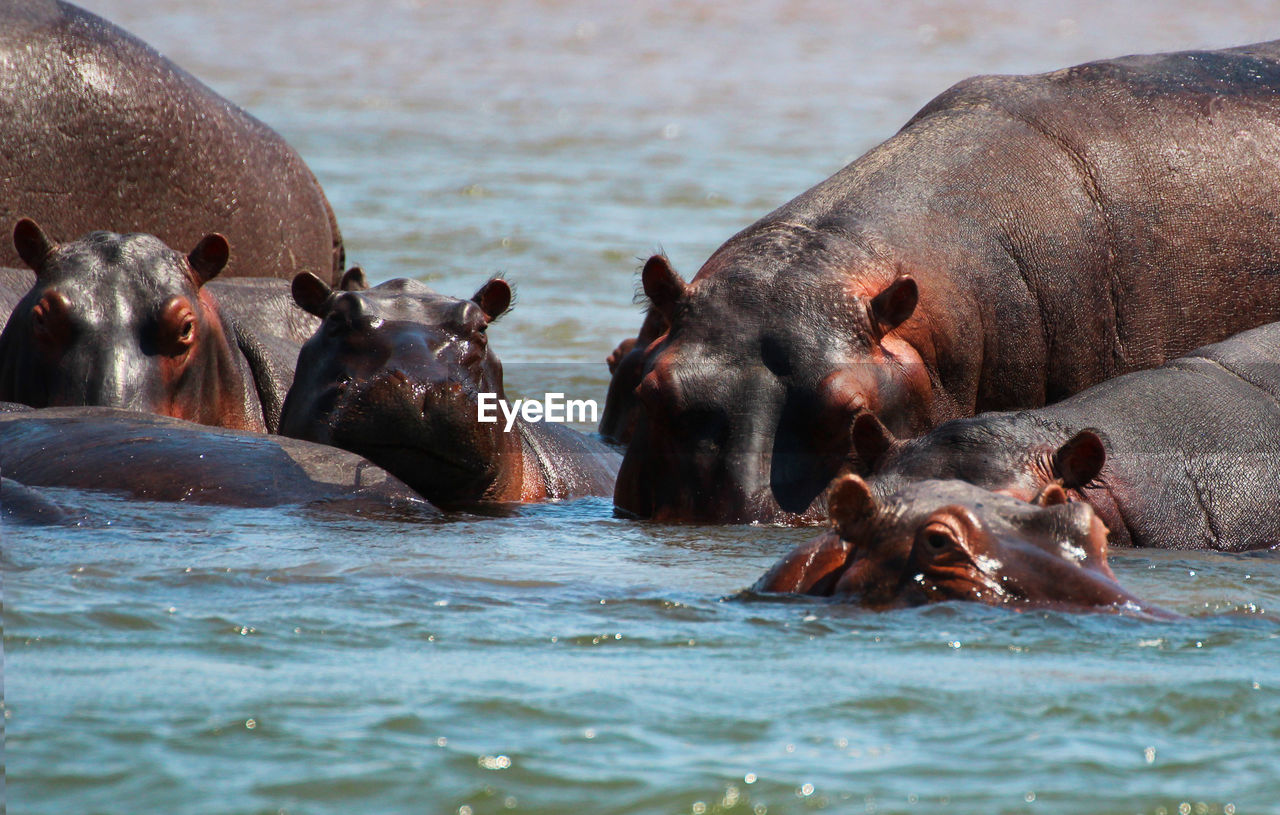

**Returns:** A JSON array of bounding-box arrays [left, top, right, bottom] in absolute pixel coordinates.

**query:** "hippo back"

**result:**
[[0, 0, 343, 282]]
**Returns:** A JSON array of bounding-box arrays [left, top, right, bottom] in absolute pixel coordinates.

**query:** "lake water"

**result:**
[[7, 1, 1280, 813]]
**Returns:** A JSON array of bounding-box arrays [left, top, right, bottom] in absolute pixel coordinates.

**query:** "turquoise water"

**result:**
[[8, 1, 1280, 812]]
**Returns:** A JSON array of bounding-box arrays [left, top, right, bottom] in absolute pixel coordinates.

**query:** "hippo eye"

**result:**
[[915, 521, 960, 558], [179, 318, 195, 342]]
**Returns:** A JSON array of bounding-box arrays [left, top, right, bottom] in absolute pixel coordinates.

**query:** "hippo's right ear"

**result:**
[[292, 271, 334, 317], [828, 473, 875, 533], [850, 412, 897, 473], [339, 266, 368, 291], [1051, 429, 1107, 489], [641, 255, 687, 322], [188, 233, 230, 287], [14, 218, 56, 273]]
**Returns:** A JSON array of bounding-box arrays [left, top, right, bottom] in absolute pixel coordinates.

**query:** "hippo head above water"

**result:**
[[753, 474, 1162, 616], [615, 240, 935, 524], [0, 219, 269, 431], [279, 272, 517, 506]]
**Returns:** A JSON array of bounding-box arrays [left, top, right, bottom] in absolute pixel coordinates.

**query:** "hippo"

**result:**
[[279, 274, 622, 508], [0, 405, 434, 513], [0, 0, 344, 283], [0, 220, 291, 431], [849, 321, 1280, 552], [752, 474, 1166, 616], [614, 41, 1280, 524]]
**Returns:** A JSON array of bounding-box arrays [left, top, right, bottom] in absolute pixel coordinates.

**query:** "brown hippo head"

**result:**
[[279, 273, 514, 507], [615, 237, 938, 523], [0, 219, 267, 431], [753, 474, 1162, 615]]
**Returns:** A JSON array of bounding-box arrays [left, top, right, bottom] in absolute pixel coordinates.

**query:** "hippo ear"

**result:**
[[1032, 483, 1070, 507], [851, 412, 897, 472], [471, 277, 512, 321], [1051, 429, 1106, 489], [641, 255, 687, 322], [292, 271, 334, 317], [14, 218, 56, 273], [339, 266, 369, 291], [187, 233, 230, 287], [868, 274, 918, 338], [828, 473, 875, 532]]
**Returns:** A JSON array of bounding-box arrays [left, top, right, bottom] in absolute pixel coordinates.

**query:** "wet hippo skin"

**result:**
[[0, 406, 433, 512]]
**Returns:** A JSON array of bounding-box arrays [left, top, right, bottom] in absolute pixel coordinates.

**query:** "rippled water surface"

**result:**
[[9, 1, 1280, 813]]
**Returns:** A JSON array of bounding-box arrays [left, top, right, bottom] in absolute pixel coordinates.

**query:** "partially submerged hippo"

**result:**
[[0, 0, 344, 282], [0, 220, 289, 431], [851, 321, 1280, 552], [0, 406, 433, 514], [280, 274, 621, 508], [753, 474, 1163, 616], [615, 41, 1280, 524]]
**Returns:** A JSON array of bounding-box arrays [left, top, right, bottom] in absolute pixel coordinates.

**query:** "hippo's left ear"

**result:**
[[187, 233, 230, 287], [14, 218, 56, 273], [1051, 429, 1107, 489], [868, 274, 918, 339], [471, 277, 512, 321], [828, 473, 875, 533]]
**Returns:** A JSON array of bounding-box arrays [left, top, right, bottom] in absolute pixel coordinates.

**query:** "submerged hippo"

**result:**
[[753, 474, 1164, 616], [280, 274, 621, 508], [850, 321, 1280, 552], [615, 41, 1280, 524], [0, 406, 433, 513], [0, 0, 344, 282], [0, 220, 292, 431]]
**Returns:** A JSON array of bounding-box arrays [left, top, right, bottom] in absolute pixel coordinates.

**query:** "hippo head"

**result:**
[[848, 411, 1108, 504], [279, 273, 513, 506], [615, 234, 936, 523], [0, 219, 261, 429], [754, 474, 1160, 615]]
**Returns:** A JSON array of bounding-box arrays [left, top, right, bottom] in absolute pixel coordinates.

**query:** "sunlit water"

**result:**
[[7, 1, 1280, 812]]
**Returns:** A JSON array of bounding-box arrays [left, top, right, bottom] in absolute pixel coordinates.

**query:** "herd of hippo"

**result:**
[[4, 1, 1279, 619]]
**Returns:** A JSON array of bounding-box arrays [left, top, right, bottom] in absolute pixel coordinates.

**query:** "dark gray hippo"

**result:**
[[0, 0, 344, 283], [851, 321, 1280, 552], [752, 474, 1168, 617], [614, 41, 1280, 524], [0, 220, 297, 431], [0, 405, 434, 515], [280, 274, 621, 508]]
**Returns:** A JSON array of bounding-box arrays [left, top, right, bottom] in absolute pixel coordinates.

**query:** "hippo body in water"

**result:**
[[0, 221, 293, 431], [852, 321, 1280, 553], [0, 0, 344, 283], [0, 405, 433, 514], [752, 474, 1166, 616], [615, 40, 1280, 524], [280, 275, 621, 508]]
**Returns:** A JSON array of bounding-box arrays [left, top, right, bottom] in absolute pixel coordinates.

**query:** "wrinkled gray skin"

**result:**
[[858, 322, 1280, 552], [0, 0, 344, 282], [0, 406, 433, 514], [753, 475, 1167, 617], [616, 41, 1280, 524], [280, 276, 621, 508]]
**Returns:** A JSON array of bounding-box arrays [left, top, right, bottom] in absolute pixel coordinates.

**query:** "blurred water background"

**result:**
[[7, 1, 1280, 813]]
